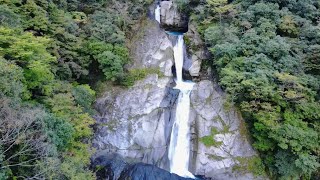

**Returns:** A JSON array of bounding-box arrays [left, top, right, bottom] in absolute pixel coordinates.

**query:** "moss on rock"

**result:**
[[121, 68, 163, 87], [200, 127, 223, 147], [232, 156, 266, 177]]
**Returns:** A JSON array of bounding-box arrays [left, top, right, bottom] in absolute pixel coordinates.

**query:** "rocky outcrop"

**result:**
[[127, 18, 202, 78], [189, 80, 263, 179], [128, 19, 174, 77], [184, 24, 210, 77], [160, 1, 189, 32], [93, 75, 178, 169]]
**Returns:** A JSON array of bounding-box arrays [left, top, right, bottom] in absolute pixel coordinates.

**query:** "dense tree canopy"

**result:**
[[193, 0, 320, 179], [0, 0, 152, 179]]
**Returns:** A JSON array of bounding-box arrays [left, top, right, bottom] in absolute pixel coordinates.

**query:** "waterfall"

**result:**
[[173, 36, 184, 83], [155, 4, 161, 23], [168, 35, 195, 178]]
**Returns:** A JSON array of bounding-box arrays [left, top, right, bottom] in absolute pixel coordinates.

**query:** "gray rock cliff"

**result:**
[[189, 80, 263, 179], [93, 6, 266, 180], [160, 0, 189, 32], [94, 75, 178, 169]]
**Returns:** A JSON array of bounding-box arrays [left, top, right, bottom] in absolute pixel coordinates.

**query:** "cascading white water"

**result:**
[[155, 4, 161, 23], [168, 35, 195, 178], [173, 36, 184, 83]]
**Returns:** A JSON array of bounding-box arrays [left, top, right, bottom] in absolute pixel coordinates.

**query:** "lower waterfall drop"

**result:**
[[168, 35, 195, 178]]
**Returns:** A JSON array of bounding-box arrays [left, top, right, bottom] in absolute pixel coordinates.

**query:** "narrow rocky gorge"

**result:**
[[92, 1, 265, 179]]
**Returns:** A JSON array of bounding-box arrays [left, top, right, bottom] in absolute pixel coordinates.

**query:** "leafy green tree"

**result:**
[[19, 0, 50, 32], [72, 84, 96, 114], [206, 0, 233, 23], [44, 114, 74, 151], [96, 51, 126, 81], [0, 58, 29, 99], [176, 0, 190, 14], [0, 5, 21, 28], [278, 15, 299, 37], [44, 89, 95, 179], [84, 40, 129, 81], [0, 27, 56, 95], [86, 10, 125, 44]]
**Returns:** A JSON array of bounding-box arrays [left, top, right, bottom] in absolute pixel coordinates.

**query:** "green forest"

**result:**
[[191, 0, 320, 179], [0, 0, 319, 179], [0, 0, 151, 179]]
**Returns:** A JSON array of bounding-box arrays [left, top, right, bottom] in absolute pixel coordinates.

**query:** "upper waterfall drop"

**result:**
[[173, 35, 184, 83], [155, 4, 161, 23], [168, 34, 195, 179]]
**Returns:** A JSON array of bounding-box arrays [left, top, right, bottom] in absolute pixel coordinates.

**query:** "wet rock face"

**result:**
[[93, 154, 194, 180], [160, 1, 189, 32]]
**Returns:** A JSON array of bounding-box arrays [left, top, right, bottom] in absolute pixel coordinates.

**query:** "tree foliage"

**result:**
[[0, 0, 153, 178], [195, 0, 320, 178]]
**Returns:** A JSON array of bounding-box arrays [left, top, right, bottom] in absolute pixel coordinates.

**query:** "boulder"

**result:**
[[93, 153, 196, 180], [160, 1, 189, 32]]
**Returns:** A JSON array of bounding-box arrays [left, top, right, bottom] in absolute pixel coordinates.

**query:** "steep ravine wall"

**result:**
[[94, 74, 178, 169], [189, 80, 260, 179], [92, 2, 266, 179]]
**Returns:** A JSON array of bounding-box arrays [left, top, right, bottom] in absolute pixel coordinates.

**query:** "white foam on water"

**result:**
[[168, 35, 195, 179]]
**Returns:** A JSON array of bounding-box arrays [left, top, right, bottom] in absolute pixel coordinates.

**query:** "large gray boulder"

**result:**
[[160, 1, 189, 32]]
